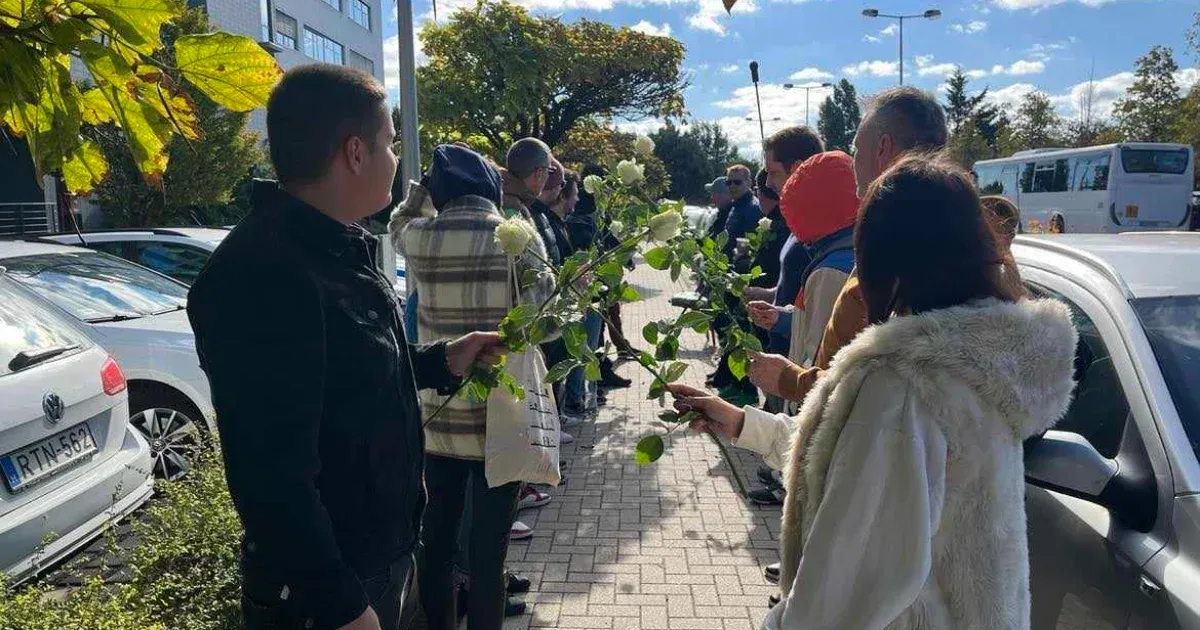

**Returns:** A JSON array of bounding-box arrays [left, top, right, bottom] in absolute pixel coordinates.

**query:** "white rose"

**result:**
[[583, 174, 603, 195], [494, 218, 535, 256], [648, 209, 683, 242], [609, 220, 625, 235], [634, 135, 655, 157], [616, 159, 645, 186], [757, 217, 772, 232]]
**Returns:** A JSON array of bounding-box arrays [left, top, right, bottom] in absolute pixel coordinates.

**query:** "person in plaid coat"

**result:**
[[389, 144, 554, 630]]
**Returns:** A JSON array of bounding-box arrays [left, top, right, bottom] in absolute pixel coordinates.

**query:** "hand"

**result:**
[[743, 286, 773, 303], [746, 301, 779, 330], [338, 607, 382, 630], [746, 352, 792, 397], [446, 331, 506, 377], [665, 383, 745, 440]]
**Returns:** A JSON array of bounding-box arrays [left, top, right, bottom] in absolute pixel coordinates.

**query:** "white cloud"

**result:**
[[984, 67, 1199, 124], [966, 69, 989, 79], [880, 23, 898, 36], [914, 54, 935, 67], [983, 83, 1039, 112], [721, 64, 740, 74], [918, 63, 960, 78], [862, 34, 881, 43], [382, 32, 428, 91], [687, 0, 757, 37], [1027, 39, 1072, 60], [993, 0, 1115, 10], [992, 59, 1046, 76], [950, 20, 988, 33], [630, 20, 672, 37], [789, 67, 833, 81], [842, 60, 900, 78]]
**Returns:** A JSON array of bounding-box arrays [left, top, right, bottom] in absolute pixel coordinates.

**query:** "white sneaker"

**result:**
[[560, 413, 584, 428], [560, 431, 575, 445], [510, 520, 534, 540], [518, 485, 552, 510]]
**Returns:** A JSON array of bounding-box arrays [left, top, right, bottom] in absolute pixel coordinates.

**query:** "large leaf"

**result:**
[[727, 349, 748, 380], [644, 246, 671, 270], [676, 311, 711, 333], [78, 88, 117, 125], [635, 435, 665, 465], [662, 361, 687, 383], [562, 321, 589, 359], [545, 358, 577, 384], [641, 322, 659, 345], [62, 139, 110, 194], [175, 33, 282, 112], [78, 0, 175, 55]]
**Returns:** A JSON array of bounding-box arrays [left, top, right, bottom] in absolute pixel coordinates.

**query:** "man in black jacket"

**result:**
[[188, 65, 503, 630]]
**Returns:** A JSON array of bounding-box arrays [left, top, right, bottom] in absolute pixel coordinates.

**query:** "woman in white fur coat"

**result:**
[[670, 156, 1079, 630]]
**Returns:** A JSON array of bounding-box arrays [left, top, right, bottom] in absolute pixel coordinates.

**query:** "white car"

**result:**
[[41, 227, 408, 297], [0, 274, 153, 583], [682, 205, 719, 234], [1014, 232, 1200, 629], [0, 241, 213, 480]]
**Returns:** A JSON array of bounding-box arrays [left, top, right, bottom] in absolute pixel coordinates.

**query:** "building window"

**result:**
[[319, 0, 340, 11], [303, 28, 344, 64], [274, 11, 297, 50], [259, 0, 273, 43], [348, 50, 374, 74], [349, 0, 370, 30]]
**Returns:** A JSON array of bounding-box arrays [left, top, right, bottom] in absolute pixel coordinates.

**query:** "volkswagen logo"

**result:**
[[42, 393, 65, 424]]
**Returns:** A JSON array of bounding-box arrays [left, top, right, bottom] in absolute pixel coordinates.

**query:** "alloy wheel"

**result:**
[[129, 407, 202, 480]]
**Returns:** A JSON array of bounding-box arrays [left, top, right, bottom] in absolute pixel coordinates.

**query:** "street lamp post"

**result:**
[[749, 61, 765, 145], [861, 8, 941, 85], [783, 82, 833, 127]]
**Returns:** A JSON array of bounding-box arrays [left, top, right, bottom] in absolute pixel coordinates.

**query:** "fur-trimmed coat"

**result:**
[[736, 298, 1078, 629]]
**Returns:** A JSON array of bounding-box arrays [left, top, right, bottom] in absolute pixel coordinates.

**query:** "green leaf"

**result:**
[[670, 260, 682, 282], [584, 360, 601, 382], [175, 32, 282, 112], [642, 322, 659, 345], [637, 351, 657, 369], [77, 0, 175, 54], [597, 259, 623, 286], [545, 359, 577, 384], [663, 361, 687, 383], [654, 336, 679, 361], [61, 139, 109, 194], [497, 370, 526, 400], [644, 246, 671, 270], [648, 378, 666, 400], [727, 349, 748, 380], [676, 311, 711, 333], [620, 285, 641, 302], [562, 321, 588, 359], [635, 435, 665, 465], [658, 410, 681, 424], [528, 317, 559, 345], [741, 333, 764, 353]]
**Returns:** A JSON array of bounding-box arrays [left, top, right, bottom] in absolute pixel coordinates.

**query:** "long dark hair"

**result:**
[[855, 154, 1023, 324]]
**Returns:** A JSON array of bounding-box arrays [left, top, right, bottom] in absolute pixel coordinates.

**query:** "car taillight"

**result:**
[[101, 356, 127, 396]]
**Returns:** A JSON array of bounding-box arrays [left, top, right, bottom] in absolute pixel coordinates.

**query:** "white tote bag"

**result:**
[[484, 259, 562, 488]]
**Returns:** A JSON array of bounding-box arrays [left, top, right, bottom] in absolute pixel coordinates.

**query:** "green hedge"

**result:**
[[0, 448, 243, 629]]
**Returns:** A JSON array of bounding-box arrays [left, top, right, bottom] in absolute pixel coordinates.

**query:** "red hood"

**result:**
[[779, 151, 860, 245]]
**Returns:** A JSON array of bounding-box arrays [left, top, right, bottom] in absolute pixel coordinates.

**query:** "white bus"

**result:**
[[973, 143, 1194, 233]]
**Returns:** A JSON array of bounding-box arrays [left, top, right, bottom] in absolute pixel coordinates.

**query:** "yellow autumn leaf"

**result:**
[[76, 0, 175, 55], [175, 32, 282, 113], [62, 139, 110, 194], [146, 84, 201, 140], [79, 88, 118, 125], [101, 83, 173, 180], [0, 0, 36, 27]]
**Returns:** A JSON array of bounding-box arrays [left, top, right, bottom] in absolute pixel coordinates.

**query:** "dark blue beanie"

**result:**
[[426, 144, 503, 210]]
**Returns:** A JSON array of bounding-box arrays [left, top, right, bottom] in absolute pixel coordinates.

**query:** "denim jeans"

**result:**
[[565, 309, 604, 409], [419, 455, 521, 630]]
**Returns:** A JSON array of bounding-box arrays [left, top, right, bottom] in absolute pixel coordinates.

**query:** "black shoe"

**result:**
[[597, 393, 608, 406], [600, 358, 632, 388], [756, 466, 776, 486], [507, 572, 532, 594], [748, 486, 784, 506], [768, 594, 781, 608], [764, 562, 780, 584], [506, 597, 527, 617]]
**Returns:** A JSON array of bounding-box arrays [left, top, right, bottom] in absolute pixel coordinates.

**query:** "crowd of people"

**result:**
[[188, 61, 1078, 630]]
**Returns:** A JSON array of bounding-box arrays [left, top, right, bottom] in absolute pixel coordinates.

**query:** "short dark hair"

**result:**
[[762, 126, 824, 169], [506, 138, 553, 179], [266, 64, 389, 184], [864, 86, 948, 153], [756, 168, 778, 201], [855, 155, 1022, 325]]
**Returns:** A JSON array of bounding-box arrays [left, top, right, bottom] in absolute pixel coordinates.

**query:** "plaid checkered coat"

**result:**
[[392, 192, 555, 460]]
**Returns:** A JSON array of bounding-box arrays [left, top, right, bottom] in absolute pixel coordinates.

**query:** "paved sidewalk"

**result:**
[[505, 262, 781, 630]]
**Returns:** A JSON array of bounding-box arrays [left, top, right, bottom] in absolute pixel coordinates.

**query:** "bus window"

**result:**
[[1052, 159, 1070, 191], [1076, 155, 1110, 191], [1121, 147, 1190, 174], [1032, 162, 1059, 193], [1020, 163, 1035, 193], [977, 165, 1004, 195], [1001, 166, 1020, 197]]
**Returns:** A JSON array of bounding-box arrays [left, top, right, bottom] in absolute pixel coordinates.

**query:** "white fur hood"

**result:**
[[826, 296, 1078, 440]]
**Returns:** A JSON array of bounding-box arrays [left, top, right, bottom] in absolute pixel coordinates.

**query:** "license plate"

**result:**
[[1, 423, 99, 493]]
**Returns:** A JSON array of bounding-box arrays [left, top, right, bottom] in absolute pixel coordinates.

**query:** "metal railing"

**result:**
[[0, 202, 58, 239]]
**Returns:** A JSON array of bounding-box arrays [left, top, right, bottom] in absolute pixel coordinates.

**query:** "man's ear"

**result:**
[[344, 135, 367, 175], [877, 133, 895, 164]]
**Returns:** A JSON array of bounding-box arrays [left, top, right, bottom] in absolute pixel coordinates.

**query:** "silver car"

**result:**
[[0, 274, 153, 582], [1014, 232, 1200, 629]]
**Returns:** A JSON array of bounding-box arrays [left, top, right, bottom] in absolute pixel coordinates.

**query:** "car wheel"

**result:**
[[128, 399, 204, 481], [1050, 215, 1066, 234]]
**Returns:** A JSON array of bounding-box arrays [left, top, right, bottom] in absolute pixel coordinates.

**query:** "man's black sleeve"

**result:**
[[188, 266, 367, 628], [409, 340, 459, 392]]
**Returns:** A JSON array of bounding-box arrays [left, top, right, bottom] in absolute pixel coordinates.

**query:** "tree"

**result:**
[[943, 69, 989, 135], [651, 121, 753, 203], [91, 10, 264, 227], [1113, 45, 1183, 142], [816, 79, 861, 151], [0, 0, 281, 194], [418, 1, 687, 155], [556, 120, 669, 197], [1176, 84, 1200, 186], [1012, 91, 1063, 151]]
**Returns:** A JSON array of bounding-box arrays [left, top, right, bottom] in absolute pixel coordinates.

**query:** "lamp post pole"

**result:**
[[861, 8, 941, 86], [396, 0, 420, 187], [749, 61, 765, 145], [782, 82, 833, 128]]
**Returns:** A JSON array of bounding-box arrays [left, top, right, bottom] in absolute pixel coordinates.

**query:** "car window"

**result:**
[[130, 242, 210, 285], [1132, 296, 1200, 461], [1, 252, 188, 323], [0, 277, 90, 377], [89, 241, 127, 257], [1033, 285, 1130, 458]]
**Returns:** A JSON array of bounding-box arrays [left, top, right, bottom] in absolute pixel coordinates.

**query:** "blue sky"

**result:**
[[384, 0, 1198, 156]]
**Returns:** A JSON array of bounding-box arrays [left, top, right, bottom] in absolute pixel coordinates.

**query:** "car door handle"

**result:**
[[1138, 574, 1162, 598]]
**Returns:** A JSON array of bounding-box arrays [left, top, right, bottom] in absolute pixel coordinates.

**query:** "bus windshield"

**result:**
[[1121, 147, 1190, 175]]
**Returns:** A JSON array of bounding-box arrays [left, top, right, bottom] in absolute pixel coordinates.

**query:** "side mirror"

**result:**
[[1025, 430, 1118, 499]]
